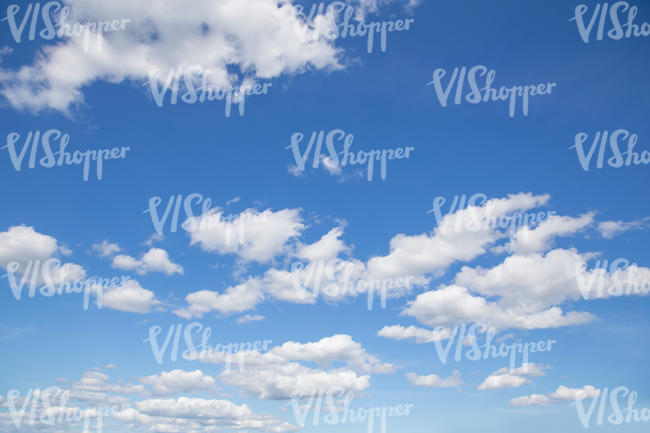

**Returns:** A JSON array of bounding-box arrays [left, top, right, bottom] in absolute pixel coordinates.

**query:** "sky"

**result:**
[[0, 0, 649, 432]]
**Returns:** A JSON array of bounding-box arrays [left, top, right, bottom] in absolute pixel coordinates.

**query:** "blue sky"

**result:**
[[1, 0, 649, 432]]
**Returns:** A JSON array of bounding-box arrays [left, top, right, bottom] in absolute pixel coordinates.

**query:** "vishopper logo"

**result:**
[[571, 129, 649, 171], [145, 65, 271, 117], [2, 1, 130, 53], [571, 2, 650, 43], [286, 129, 415, 181], [290, 388, 414, 432], [427, 193, 556, 238], [432, 323, 556, 371], [144, 193, 270, 238], [427, 65, 557, 117], [292, 1, 415, 53], [572, 386, 650, 428], [575, 258, 650, 300], [5, 387, 125, 431], [2, 129, 130, 181], [290, 258, 415, 310], [2, 259, 128, 310], [144, 322, 272, 371]]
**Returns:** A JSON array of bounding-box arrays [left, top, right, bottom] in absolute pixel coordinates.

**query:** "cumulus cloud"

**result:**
[[509, 394, 551, 407], [455, 248, 650, 310], [405, 370, 462, 388], [377, 324, 452, 343], [510, 385, 600, 406], [173, 278, 263, 318], [597, 218, 648, 239], [294, 227, 349, 262], [101, 279, 160, 313], [113, 396, 297, 432], [321, 155, 342, 176], [368, 193, 550, 279], [237, 314, 265, 324], [139, 369, 216, 396], [0, 225, 59, 267], [271, 334, 395, 374], [175, 224, 382, 315], [456, 249, 589, 308], [388, 247, 650, 332], [111, 247, 183, 275], [549, 385, 601, 401], [67, 370, 144, 406], [505, 213, 594, 254], [262, 225, 420, 305], [0, 225, 86, 288], [194, 334, 392, 400], [263, 256, 368, 304], [219, 362, 371, 400], [0, 0, 343, 113], [478, 363, 548, 391], [402, 284, 594, 331], [2, 368, 296, 432], [92, 240, 121, 257], [186, 208, 304, 263]]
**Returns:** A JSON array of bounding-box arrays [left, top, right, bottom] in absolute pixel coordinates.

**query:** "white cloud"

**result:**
[[136, 396, 250, 418], [509, 394, 551, 407], [510, 385, 600, 407], [195, 334, 392, 400], [59, 245, 73, 256], [0, 225, 86, 287], [402, 284, 594, 331], [456, 249, 588, 308], [11, 368, 296, 433], [92, 240, 121, 257], [237, 314, 265, 324], [377, 324, 451, 343], [288, 164, 305, 177], [270, 334, 395, 374], [0, 225, 58, 267], [479, 374, 530, 390], [294, 227, 348, 262], [139, 370, 216, 396], [112, 247, 183, 275], [101, 279, 160, 313], [186, 208, 304, 263], [598, 218, 648, 239], [321, 155, 342, 176], [263, 256, 369, 304], [456, 248, 650, 307], [219, 363, 371, 400], [495, 363, 547, 377], [262, 266, 319, 304], [549, 385, 601, 401], [478, 363, 547, 390], [261, 224, 418, 305], [175, 224, 369, 314], [68, 370, 144, 406], [368, 193, 550, 279], [113, 396, 297, 432], [364, 0, 421, 13], [405, 370, 462, 388], [506, 213, 594, 254], [396, 245, 650, 331], [0, 0, 342, 113], [226, 196, 241, 206], [173, 278, 263, 318], [142, 233, 165, 247], [391, 248, 643, 332]]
